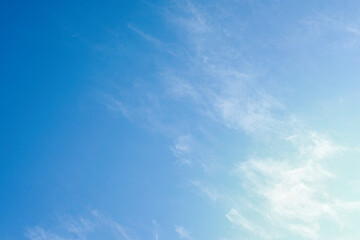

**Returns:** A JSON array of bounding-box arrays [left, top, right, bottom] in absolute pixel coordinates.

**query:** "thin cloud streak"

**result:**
[[25, 210, 135, 240], [175, 225, 193, 240]]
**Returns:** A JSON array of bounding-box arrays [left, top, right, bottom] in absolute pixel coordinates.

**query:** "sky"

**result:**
[[3, 0, 360, 239]]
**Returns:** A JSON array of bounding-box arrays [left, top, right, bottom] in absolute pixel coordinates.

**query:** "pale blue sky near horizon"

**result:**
[[3, 0, 360, 239]]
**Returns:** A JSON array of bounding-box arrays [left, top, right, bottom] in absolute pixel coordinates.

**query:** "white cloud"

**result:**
[[170, 135, 194, 166], [162, 0, 287, 137], [286, 131, 343, 160], [127, 24, 163, 47], [226, 209, 256, 231], [26, 227, 67, 240], [25, 210, 135, 240], [230, 134, 360, 240], [191, 180, 221, 202], [298, 12, 360, 48], [99, 93, 129, 118], [152, 220, 160, 240], [238, 158, 333, 235], [175, 225, 193, 240]]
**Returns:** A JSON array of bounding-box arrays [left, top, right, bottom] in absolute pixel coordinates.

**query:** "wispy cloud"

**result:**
[[25, 210, 135, 240], [236, 157, 333, 238], [163, 1, 286, 137], [175, 225, 193, 240], [127, 24, 164, 47], [226, 209, 271, 239], [225, 128, 360, 239], [226, 209, 257, 232], [298, 12, 360, 48], [152, 220, 160, 240], [99, 92, 129, 117], [191, 180, 221, 202], [170, 135, 194, 166]]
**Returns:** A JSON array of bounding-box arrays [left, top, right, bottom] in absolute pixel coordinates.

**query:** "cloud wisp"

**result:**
[[25, 210, 135, 240], [175, 225, 193, 240]]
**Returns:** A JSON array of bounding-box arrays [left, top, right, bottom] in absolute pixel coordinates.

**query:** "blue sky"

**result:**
[[3, 0, 360, 239]]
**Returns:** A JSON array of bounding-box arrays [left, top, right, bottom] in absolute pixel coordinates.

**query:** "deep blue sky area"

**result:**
[[0, 1, 180, 239]]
